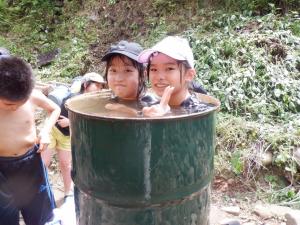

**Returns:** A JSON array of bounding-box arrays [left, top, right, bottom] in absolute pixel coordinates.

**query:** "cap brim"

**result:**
[[101, 50, 139, 62], [90, 79, 106, 84], [138, 48, 187, 64], [137, 49, 155, 63], [83, 78, 106, 84]]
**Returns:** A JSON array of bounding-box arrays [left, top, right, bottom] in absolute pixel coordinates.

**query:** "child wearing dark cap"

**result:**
[[102, 40, 157, 115]]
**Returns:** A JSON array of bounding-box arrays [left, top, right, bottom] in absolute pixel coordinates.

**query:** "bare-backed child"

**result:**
[[0, 56, 61, 224], [102, 40, 157, 115], [138, 36, 214, 117]]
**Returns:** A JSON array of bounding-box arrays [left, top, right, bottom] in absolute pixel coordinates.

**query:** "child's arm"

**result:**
[[142, 86, 174, 117], [31, 89, 61, 152]]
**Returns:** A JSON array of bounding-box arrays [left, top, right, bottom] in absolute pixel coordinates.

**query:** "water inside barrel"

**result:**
[[66, 91, 218, 119]]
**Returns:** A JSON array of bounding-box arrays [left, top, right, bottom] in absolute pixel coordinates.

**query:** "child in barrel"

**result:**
[[0, 55, 61, 225], [102, 40, 157, 115], [138, 36, 217, 117]]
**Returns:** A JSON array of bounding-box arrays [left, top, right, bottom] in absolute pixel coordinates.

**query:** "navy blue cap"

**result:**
[[101, 41, 143, 62]]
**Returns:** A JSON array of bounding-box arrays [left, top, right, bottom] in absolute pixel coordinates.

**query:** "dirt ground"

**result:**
[[47, 170, 285, 225], [210, 176, 284, 225]]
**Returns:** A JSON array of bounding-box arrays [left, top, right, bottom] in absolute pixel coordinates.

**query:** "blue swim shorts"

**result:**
[[0, 145, 56, 225]]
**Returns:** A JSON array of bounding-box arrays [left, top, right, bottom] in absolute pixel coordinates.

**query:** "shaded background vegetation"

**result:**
[[0, 0, 300, 205]]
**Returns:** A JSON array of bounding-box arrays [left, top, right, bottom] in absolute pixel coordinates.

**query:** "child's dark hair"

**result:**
[[104, 54, 145, 97], [0, 56, 34, 101], [79, 80, 92, 94]]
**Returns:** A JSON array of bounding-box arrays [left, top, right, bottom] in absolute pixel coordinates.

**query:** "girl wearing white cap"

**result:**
[[138, 36, 211, 117]]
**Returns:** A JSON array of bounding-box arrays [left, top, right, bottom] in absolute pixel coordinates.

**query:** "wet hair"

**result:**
[[80, 80, 91, 93], [104, 54, 145, 97], [0, 56, 34, 101]]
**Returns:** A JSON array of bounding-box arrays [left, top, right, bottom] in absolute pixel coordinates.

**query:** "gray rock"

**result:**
[[221, 206, 240, 216], [253, 204, 272, 219], [261, 151, 273, 166], [37, 48, 61, 67], [254, 204, 298, 219], [294, 148, 300, 165], [285, 211, 300, 225], [220, 219, 241, 225], [210, 205, 230, 225]]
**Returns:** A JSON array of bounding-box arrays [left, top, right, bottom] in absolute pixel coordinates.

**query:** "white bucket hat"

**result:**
[[82, 72, 106, 84], [70, 72, 106, 93]]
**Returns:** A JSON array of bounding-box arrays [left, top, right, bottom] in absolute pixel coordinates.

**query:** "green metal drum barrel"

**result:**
[[66, 92, 219, 225]]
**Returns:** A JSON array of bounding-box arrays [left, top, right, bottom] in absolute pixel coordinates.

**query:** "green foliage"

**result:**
[[185, 12, 300, 119], [37, 38, 89, 80], [290, 20, 300, 37], [0, 0, 58, 32], [262, 174, 299, 204], [211, 0, 300, 15], [0, 0, 61, 60], [0, 1, 15, 31], [107, 0, 117, 5], [2, 0, 300, 206], [215, 113, 300, 183], [230, 151, 244, 175], [209, 14, 300, 182], [143, 17, 169, 47], [152, 0, 178, 11], [0, 0, 93, 79]]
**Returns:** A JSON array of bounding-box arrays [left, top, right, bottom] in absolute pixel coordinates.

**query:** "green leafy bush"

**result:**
[[215, 113, 300, 182], [152, 0, 183, 11], [210, 0, 300, 14], [185, 12, 300, 119]]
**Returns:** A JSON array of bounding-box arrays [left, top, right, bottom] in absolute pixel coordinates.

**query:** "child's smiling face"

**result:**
[[149, 53, 196, 105], [107, 56, 139, 100], [149, 53, 184, 97]]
